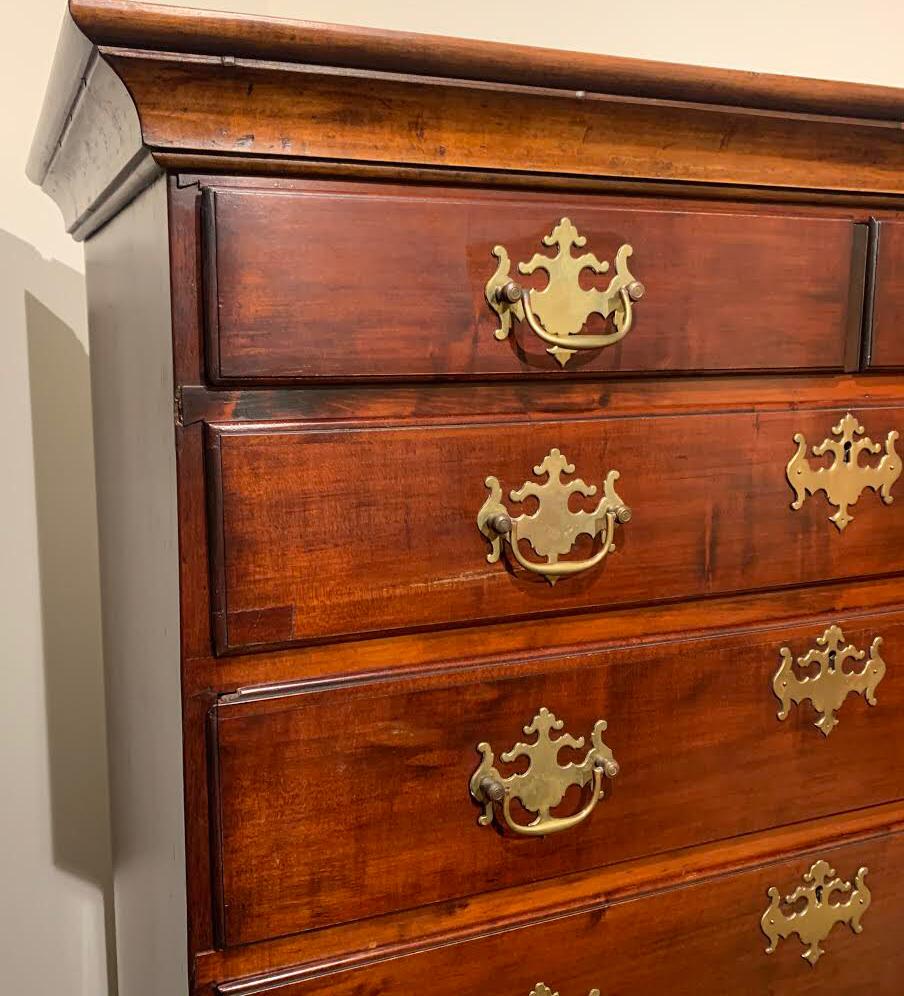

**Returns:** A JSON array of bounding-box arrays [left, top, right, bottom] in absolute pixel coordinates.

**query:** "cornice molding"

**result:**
[[68, 0, 904, 123], [28, 0, 904, 240]]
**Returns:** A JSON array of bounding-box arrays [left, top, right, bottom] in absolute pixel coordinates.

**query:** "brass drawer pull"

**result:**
[[470, 707, 618, 837], [761, 860, 871, 966], [485, 217, 644, 367], [786, 411, 900, 531], [531, 986, 600, 996], [478, 448, 630, 586], [773, 625, 886, 736]]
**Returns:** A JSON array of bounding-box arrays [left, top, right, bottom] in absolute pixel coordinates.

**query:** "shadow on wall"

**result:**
[[1, 227, 118, 995]]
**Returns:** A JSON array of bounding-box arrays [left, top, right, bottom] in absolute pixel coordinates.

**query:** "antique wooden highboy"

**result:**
[[30, 2, 904, 993]]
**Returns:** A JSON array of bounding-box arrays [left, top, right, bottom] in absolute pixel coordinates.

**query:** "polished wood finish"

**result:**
[[29, 3, 904, 245], [204, 183, 863, 382], [208, 407, 904, 651], [68, 0, 904, 123], [212, 616, 904, 945], [30, 3, 904, 995], [200, 579, 904, 693], [179, 372, 904, 427], [217, 831, 904, 994], [869, 221, 904, 368], [105, 52, 904, 197], [198, 801, 904, 990]]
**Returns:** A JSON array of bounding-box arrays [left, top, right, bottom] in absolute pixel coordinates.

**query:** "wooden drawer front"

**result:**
[[208, 406, 904, 652], [211, 617, 903, 945], [869, 220, 904, 368], [219, 832, 903, 994], [203, 184, 863, 382]]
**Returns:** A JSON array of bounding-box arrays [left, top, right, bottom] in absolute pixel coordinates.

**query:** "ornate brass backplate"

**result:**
[[530, 986, 600, 996], [761, 860, 871, 966], [773, 625, 886, 736], [470, 707, 618, 837], [478, 448, 631, 585], [786, 412, 901, 531], [485, 217, 644, 366]]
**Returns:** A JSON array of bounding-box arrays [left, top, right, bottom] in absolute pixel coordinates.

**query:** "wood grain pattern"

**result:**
[[30, 7, 904, 995], [212, 616, 904, 946], [170, 159, 904, 212], [169, 180, 218, 961], [198, 580, 904, 694], [70, 0, 904, 123], [203, 184, 862, 382], [868, 221, 904, 368], [214, 831, 904, 995], [33, 0, 904, 232], [104, 53, 904, 196], [208, 406, 904, 652], [161, 167, 904, 991], [196, 801, 904, 990], [179, 373, 904, 427]]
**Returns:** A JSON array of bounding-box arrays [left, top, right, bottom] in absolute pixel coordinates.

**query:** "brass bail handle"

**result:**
[[470, 708, 619, 837], [478, 449, 631, 586], [485, 217, 645, 367], [487, 505, 630, 582], [477, 758, 616, 836], [530, 987, 601, 996], [496, 275, 645, 352]]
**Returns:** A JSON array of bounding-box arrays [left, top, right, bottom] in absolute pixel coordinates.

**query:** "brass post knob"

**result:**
[[487, 512, 513, 535], [496, 280, 523, 305], [597, 757, 620, 778], [479, 776, 506, 802]]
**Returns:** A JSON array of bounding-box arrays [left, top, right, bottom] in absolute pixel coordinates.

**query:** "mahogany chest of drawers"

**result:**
[[31, 2, 904, 993]]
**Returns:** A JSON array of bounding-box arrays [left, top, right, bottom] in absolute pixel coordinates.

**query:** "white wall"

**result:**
[[3, 2, 904, 994], [2, 4, 111, 995]]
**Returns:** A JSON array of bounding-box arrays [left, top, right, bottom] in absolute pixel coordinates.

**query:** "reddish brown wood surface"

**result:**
[[208, 406, 904, 652], [180, 371, 904, 427], [212, 616, 904, 946], [202, 581, 904, 695], [869, 221, 904, 368], [71, 0, 904, 123], [203, 184, 862, 382], [215, 831, 904, 995], [105, 53, 904, 197], [196, 801, 904, 991], [30, 5, 904, 992], [172, 161, 904, 213]]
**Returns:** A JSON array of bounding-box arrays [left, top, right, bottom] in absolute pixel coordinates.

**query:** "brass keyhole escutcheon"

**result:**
[[761, 861, 871, 966], [772, 625, 886, 736], [786, 412, 901, 531]]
